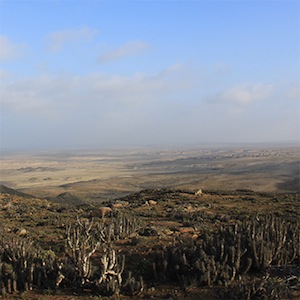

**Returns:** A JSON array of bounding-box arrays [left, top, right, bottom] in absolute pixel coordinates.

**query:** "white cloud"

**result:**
[[97, 41, 150, 63], [0, 65, 188, 117], [0, 35, 26, 60], [46, 26, 97, 52], [2, 65, 298, 148], [220, 83, 273, 105]]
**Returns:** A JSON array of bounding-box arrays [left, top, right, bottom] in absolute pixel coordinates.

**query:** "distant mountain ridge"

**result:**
[[46, 192, 84, 205], [0, 185, 36, 198], [0, 184, 85, 206]]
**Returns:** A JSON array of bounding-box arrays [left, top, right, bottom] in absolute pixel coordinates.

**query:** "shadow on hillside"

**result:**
[[276, 171, 300, 192]]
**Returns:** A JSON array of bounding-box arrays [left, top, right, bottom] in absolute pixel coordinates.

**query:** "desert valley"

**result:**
[[0, 145, 299, 299], [1, 145, 299, 201]]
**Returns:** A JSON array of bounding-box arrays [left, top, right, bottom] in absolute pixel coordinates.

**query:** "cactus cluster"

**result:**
[[96, 212, 142, 242], [0, 238, 63, 296], [65, 216, 142, 295], [1, 209, 299, 298], [0, 213, 144, 296], [152, 215, 299, 289], [216, 271, 300, 300], [66, 217, 101, 285]]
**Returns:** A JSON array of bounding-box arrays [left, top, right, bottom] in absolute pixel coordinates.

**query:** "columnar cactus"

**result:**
[[96, 247, 125, 295], [65, 216, 129, 295], [152, 215, 299, 288], [0, 238, 63, 294], [66, 217, 100, 284]]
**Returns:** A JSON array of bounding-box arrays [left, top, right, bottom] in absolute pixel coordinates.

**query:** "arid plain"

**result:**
[[0, 145, 299, 202], [0, 145, 299, 299]]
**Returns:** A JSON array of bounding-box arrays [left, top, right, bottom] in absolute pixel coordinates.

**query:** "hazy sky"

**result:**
[[0, 0, 299, 150]]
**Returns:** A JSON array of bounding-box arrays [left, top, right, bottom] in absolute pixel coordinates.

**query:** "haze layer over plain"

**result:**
[[0, 147, 299, 202], [0, 1, 299, 150]]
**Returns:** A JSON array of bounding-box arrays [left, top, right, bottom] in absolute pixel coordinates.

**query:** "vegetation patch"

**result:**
[[0, 186, 299, 299]]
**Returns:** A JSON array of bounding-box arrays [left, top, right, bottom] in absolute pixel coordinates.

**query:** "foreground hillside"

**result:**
[[0, 186, 299, 299]]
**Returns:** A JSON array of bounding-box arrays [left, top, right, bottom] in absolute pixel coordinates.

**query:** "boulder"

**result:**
[[195, 189, 203, 196]]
